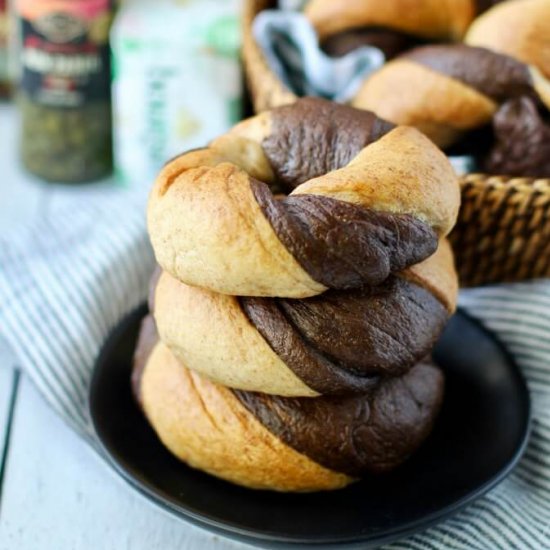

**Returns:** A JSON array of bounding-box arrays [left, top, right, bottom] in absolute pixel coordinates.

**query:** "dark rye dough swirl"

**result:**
[[148, 98, 459, 298], [151, 237, 457, 396], [133, 316, 444, 491], [353, 45, 550, 177]]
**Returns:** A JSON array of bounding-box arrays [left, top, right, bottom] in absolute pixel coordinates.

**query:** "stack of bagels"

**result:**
[[135, 98, 461, 492]]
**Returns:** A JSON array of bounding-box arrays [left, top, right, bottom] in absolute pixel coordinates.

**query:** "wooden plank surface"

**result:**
[[0, 377, 244, 550]]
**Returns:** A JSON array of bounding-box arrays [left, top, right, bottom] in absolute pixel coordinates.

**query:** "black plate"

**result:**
[[89, 306, 531, 549]]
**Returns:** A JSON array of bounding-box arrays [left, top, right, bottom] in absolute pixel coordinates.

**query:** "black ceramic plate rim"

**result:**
[[89, 306, 532, 548]]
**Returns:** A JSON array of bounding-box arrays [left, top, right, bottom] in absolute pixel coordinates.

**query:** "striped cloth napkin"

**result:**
[[0, 191, 549, 548]]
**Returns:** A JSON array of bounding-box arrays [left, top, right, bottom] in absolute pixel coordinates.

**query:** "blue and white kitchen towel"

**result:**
[[253, 9, 384, 101], [1, 182, 549, 549]]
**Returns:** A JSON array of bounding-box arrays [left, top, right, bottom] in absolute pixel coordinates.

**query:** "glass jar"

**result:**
[[111, 0, 242, 186], [16, 0, 113, 182]]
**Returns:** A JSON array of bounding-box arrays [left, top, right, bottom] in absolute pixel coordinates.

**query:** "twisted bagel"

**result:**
[[133, 316, 444, 492], [353, 45, 550, 176], [466, 0, 550, 79], [152, 239, 456, 397], [148, 98, 459, 298], [303, 0, 503, 42], [139, 100, 456, 490]]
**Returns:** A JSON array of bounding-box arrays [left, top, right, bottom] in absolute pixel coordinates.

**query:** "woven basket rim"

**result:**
[[461, 174, 550, 195]]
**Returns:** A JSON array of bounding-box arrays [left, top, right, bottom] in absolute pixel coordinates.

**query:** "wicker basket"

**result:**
[[242, 0, 550, 286], [450, 175, 550, 286], [242, 0, 297, 112]]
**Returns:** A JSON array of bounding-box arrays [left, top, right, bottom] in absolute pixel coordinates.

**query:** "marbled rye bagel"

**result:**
[[148, 98, 459, 298], [140, 98, 459, 490], [353, 45, 550, 176], [151, 239, 457, 396], [305, 0, 507, 62], [303, 0, 503, 42], [133, 316, 444, 492]]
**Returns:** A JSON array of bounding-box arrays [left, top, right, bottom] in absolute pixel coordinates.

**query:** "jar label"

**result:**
[[18, 0, 111, 107]]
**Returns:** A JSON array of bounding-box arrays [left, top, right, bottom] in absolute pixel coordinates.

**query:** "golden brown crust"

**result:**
[[140, 341, 352, 491], [304, 0, 475, 41], [352, 60, 497, 148], [233, 359, 444, 477], [352, 44, 550, 178], [530, 66, 550, 108], [150, 131, 312, 298], [153, 271, 318, 396], [466, 0, 550, 79], [293, 127, 460, 236]]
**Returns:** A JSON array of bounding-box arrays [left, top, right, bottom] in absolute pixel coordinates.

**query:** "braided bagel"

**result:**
[[353, 45, 550, 176], [148, 98, 459, 298], [151, 239, 456, 396], [303, 0, 503, 43], [133, 316, 444, 492], [466, 0, 550, 79]]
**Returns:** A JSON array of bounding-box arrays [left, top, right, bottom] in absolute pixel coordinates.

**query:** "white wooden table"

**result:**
[[0, 103, 245, 550]]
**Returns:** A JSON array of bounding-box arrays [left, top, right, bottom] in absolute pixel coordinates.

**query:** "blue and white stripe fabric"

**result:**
[[0, 196, 549, 547], [389, 282, 550, 549], [0, 192, 154, 436], [253, 10, 384, 102]]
